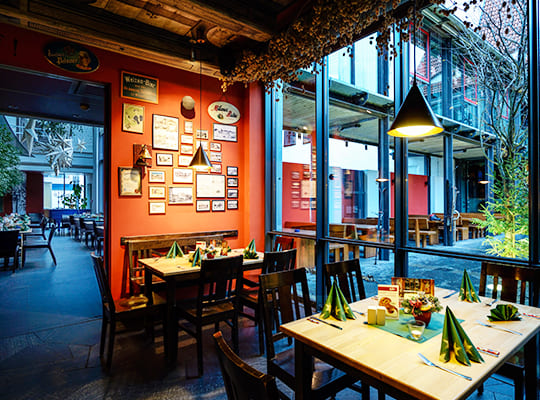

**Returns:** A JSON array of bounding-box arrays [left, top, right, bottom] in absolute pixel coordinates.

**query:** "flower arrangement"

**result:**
[[204, 244, 218, 259], [401, 293, 442, 316], [1, 213, 30, 231]]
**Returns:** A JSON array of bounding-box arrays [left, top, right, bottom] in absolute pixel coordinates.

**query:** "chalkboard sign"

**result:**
[[121, 71, 159, 104]]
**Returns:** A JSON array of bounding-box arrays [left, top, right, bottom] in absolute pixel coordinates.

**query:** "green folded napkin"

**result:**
[[459, 269, 480, 302], [243, 239, 259, 259], [189, 248, 202, 267], [440, 307, 484, 366], [320, 281, 355, 321], [488, 304, 521, 321], [165, 241, 184, 258]]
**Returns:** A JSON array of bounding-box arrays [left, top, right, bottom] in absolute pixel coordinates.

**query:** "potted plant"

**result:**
[[61, 181, 87, 211], [401, 293, 442, 327]]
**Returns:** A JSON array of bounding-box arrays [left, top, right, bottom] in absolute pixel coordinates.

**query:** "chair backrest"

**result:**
[[273, 236, 294, 252], [260, 268, 312, 360], [479, 261, 540, 305], [324, 258, 366, 303], [197, 255, 244, 315], [91, 253, 115, 313], [0, 230, 20, 256], [262, 249, 297, 274], [47, 225, 56, 245], [213, 331, 280, 400]]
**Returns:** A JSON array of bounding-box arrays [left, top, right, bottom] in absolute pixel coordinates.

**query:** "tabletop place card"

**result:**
[[377, 284, 400, 319]]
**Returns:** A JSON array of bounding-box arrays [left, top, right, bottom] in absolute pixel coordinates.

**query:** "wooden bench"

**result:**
[[408, 217, 438, 247], [121, 230, 237, 296]]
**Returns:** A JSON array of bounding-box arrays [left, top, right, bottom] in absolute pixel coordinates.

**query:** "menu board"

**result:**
[[391, 277, 435, 297]]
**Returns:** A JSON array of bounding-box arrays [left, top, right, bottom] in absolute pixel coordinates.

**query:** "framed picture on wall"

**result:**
[[212, 200, 225, 212], [210, 142, 221, 152], [211, 164, 222, 174], [196, 200, 211, 212], [181, 145, 193, 155], [152, 114, 179, 151], [226, 166, 238, 176], [300, 200, 309, 209], [148, 170, 165, 183], [196, 141, 209, 151], [122, 103, 144, 134], [284, 130, 296, 147], [178, 155, 192, 166], [172, 168, 193, 184], [149, 202, 166, 214], [291, 171, 300, 180], [196, 129, 209, 139], [196, 174, 225, 198], [181, 134, 194, 144], [184, 121, 193, 133], [227, 188, 238, 198], [227, 200, 238, 210], [213, 123, 237, 142], [209, 152, 222, 163], [227, 177, 238, 187], [149, 186, 166, 199], [291, 200, 300, 208], [155, 153, 173, 166], [169, 186, 193, 204], [291, 181, 300, 190], [118, 167, 142, 196]]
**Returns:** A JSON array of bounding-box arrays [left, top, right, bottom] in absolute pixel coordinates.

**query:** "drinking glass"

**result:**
[[407, 320, 425, 341]]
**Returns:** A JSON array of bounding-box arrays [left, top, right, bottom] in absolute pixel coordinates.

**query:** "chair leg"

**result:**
[[48, 245, 57, 265], [514, 374, 524, 400], [256, 301, 264, 355], [196, 326, 204, 376], [100, 317, 107, 356], [106, 319, 116, 370], [232, 314, 239, 354]]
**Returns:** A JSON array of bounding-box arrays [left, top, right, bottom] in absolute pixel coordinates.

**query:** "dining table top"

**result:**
[[138, 249, 264, 277], [280, 287, 540, 400]]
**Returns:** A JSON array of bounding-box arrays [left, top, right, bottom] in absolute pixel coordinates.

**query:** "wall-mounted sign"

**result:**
[[208, 101, 240, 124], [44, 41, 99, 73], [121, 71, 159, 104]]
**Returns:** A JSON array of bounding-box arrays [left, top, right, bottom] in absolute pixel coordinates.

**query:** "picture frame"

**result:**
[[213, 123, 237, 142], [196, 129, 209, 139], [212, 200, 225, 212], [122, 103, 144, 134], [210, 142, 221, 152], [178, 155, 192, 166], [211, 164, 222, 174], [291, 181, 300, 190], [284, 130, 296, 147], [121, 71, 158, 104], [181, 134, 193, 144], [149, 202, 166, 214], [196, 141, 209, 151], [196, 200, 211, 212], [291, 200, 300, 208], [291, 171, 300, 180], [149, 186, 166, 199], [148, 170, 165, 183], [155, 153, 173, 166], [152, 114, 179, 151], [169, 186, 193, 204], [118, 167, 142, 196], [172, 168, 193, 184], [300, 200, 310, 209], [226, 166, 238, 176], [184, 121, 193, 133], [291, 191, 300, 199], [227, 200, 238, 210], [196, 174, 226, 198], [227, 188, 238, 198], [227, 177, 238, 187], [181, 144, 193, 155], [209, 152, 222, 163]]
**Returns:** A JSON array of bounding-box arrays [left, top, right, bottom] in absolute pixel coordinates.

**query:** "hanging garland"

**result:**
[[220, 0, 457, 91]]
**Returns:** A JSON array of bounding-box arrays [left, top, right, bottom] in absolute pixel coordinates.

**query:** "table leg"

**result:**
[[294, 339, 313, 400], [524, 334, 539, 400], [165, 280, 177, 367]]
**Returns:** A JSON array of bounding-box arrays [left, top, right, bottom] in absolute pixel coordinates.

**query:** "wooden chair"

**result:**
[[176, 254, 244, 376], [0, 230, 20, 272], [259, 268, 352, 400], [23, 225, 57, 266], [273, 236, 294, 252], [90, 253, 165, 370], [213, 331, 285, 400], [324, 258, 366, 303], [478, 261, 540, 400], [93, 221, 104, 256], [240, 249, 297, 355], [25, 216, 47, 240]]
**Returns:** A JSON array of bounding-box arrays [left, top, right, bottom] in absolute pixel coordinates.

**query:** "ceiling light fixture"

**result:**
[[387, 1, 443, 138]]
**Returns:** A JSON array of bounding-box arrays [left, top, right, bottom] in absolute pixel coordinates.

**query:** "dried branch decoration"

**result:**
[[220, 0, 451, 91]]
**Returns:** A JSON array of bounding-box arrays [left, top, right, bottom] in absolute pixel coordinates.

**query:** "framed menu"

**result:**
[[391, 277, 435, 297]]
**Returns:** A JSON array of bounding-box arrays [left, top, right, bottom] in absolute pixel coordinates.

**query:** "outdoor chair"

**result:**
[[240, 249, 297, 355], [23, 225, 57, 266], [0, 230, 20, 272], [213, 331, 285, 400], [477, 261, 540, 400], [90, 253, 165, 371], [259, 268, 353, 400], [176, 254, 244, 376]]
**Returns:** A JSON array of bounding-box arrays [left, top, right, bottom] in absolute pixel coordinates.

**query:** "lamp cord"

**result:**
[[413, 0, 417, 86]]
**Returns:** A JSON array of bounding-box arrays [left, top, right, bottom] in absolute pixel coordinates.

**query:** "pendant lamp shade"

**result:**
[[189, 145, 212, 170], [387, 82, 444, 138]]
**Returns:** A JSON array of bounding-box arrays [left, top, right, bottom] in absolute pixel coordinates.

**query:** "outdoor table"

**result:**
[[139, 249, 264, 366], [280, 287, 540, 400]]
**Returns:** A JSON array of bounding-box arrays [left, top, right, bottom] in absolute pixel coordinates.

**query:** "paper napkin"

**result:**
[[320, 281, 356, 321], [165, 241, 184, 258], [440, 307, 484, 366], [189, 248, 202, 267], [243, 239, 259, 259], [488, 304, 521, 321], [458, 269, 480, 302]]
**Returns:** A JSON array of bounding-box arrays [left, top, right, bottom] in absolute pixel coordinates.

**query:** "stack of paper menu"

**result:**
[[378, 284, 400, 319]]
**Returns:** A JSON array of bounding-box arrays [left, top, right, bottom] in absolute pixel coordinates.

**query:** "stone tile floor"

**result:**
[[0, 233, 521, 399]]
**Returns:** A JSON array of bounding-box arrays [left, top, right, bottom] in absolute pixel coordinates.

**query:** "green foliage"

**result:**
[[0, 125, 23, 197], [61, 181, 87, 210]]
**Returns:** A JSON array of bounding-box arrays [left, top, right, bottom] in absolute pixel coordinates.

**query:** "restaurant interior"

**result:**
[[0, 0, 539, 399]]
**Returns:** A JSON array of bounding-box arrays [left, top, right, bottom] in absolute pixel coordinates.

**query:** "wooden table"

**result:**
[[281, 288, 540, 400], [140, 249, 264, 366]]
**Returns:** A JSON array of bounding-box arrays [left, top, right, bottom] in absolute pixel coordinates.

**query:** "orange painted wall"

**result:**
[[0, 23, 266, 298]]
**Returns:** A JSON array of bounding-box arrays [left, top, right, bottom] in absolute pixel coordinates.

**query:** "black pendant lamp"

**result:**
[[189, 47, 212, 171], [388, 3, 443, 138]]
